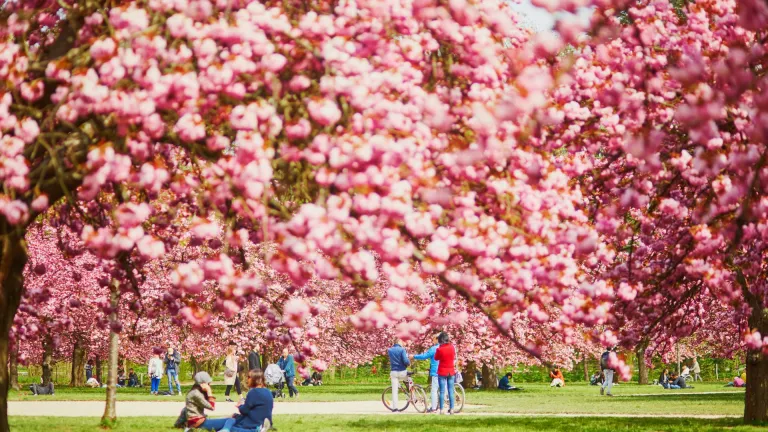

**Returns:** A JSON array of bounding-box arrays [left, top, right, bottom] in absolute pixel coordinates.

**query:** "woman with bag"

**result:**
[[433, 332, 457, 415], [148, 352, 164, 395], [224, 342, 243, 403]]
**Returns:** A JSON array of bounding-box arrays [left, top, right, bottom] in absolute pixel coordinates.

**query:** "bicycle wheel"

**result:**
[[381, 385, 410, 412], [453, 383, 465, 413], [411, 385, 428, 413]]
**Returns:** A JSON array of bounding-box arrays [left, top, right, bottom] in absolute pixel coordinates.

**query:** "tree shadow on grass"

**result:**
[[626, 392, 744, 403]]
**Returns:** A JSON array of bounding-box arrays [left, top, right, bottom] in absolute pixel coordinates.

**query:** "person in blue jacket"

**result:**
[[412, 334, 440, 412], [278, 348, 299, 398], [387, 339, 410, 411], [232, 370, 273, 432]]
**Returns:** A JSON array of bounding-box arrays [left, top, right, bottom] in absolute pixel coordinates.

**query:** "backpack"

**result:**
[[600, 351, 611, 370]]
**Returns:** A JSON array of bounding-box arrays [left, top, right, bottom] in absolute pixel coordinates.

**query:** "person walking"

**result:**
[[185, 371, 235, 431], [165, 345, 182, 395], [231, 370, 274, 432], [148, 351, 164, 395], [248, 344, 262, 372], [387, 339, 410, 412], [224, 342, 243, 402], [278, 348, 299, 398], [692, 358, 702, 382], [412, 334, 440, 413], [433, 332, 456, 415], [600, 347, 615, 397]]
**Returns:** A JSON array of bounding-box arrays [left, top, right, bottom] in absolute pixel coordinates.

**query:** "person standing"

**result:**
[[433, 332, 456, 415], [387, 339, 410, 412], [278, 348, 299, 398], [224, 342, 243, 402], [412, 334, 440, 413], [85, 359, 94, 381], [600, 347, 615, 397], [248, 344, 262, 372], [165, 345, 182, 395], [148, 352, 164, 395], [692, 358, 702, 382]]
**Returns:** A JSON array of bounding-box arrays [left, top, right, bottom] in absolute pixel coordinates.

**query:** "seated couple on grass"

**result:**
[[177, 370, 273, 432], [658, 369, 692, 389]]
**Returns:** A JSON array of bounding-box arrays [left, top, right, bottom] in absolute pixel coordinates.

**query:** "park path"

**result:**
[[7, 400, 740, 418]]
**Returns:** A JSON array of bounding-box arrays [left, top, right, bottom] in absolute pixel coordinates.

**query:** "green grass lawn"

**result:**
[[8, 416, 766, 432], [10, 381, 746, 416]]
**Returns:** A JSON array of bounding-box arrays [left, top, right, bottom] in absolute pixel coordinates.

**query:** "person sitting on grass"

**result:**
[[311, 371, 323, 386], [658, 368, 671, 389], [549, 368, 565, 387], [498, 372, 520, 391], [232, 370, 274, 432], [128, 368, 140, 387], [117, 368, 126, 387], [590, 371, 603, 386], [667, 372, 690, 389], [725, 376, 745, 388], [184, 372, 235, 432]]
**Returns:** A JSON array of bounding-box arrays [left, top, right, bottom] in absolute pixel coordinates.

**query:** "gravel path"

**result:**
[[7, 400, 740, 418]]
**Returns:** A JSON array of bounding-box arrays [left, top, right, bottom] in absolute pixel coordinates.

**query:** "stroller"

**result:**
[[264, 363, 285, 399]]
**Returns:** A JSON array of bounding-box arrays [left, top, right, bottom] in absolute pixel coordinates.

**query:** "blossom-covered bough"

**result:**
[[544, 0, 768, 421]]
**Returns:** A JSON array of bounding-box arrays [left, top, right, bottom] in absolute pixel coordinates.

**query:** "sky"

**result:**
[[507, 0, 594, 32]]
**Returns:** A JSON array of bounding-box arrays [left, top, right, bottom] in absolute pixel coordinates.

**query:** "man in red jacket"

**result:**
[[433, 332, 457, 415]]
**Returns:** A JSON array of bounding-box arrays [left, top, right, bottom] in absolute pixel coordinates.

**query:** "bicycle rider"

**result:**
[[387, 338, 410, 412]]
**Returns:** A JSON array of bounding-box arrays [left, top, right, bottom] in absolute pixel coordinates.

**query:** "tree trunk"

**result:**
[[744, 306, 768, 423], [9, 345, 19, 391], [636, 342, 649, 385], [101, 283, 120, 427], [71, 338, 86, 387], [481, 363, 497, 389], [463, 360, 477, 388], [96, 355, 103, 384], [42, 334, 54, 386], [0, 235, 28, 432]]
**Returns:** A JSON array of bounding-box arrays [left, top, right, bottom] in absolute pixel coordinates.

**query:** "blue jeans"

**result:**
[[199, 417, 236, 431], [429, 376, 438, 410], [286, 376, 298, 397], [438, 375, 455, 411], [167, 369, 181, 394], [151, 377, 160, 393]]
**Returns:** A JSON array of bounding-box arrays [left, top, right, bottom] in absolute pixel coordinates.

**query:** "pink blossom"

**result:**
[[289, 75, 311, 92], [20, 81, 44, 102], [30, 195, 49, 212], [262, 53, 287, 72], [283, 298, 311, 328], [285, 119, 312, 140], [14, 118, 39, 144], [307, 99, 342, 126]]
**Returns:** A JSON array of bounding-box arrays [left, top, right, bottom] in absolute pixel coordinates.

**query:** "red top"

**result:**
[[433, 343, 456, 376]]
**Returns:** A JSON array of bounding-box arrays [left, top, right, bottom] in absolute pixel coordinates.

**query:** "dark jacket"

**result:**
[[234, 387, 273, 429], [278, 355, 295, 378], [659, 372, 669, 385], [498, 376, 512, 389], [165, 350, 181, 372], [248, 350, 262, 371]]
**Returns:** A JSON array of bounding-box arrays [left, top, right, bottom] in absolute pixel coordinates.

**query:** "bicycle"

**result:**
[[382, 371, 428, 413], [426, 382, 465, 413]]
